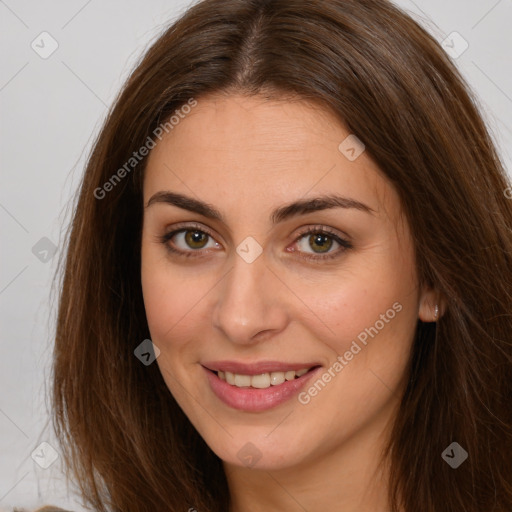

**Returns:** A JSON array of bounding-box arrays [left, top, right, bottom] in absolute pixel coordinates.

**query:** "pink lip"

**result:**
[[202, 360, 320, 375], [202, 364, 322, 412]]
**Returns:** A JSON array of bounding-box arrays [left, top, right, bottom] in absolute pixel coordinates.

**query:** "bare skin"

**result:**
[[140, 93, 443, 511]]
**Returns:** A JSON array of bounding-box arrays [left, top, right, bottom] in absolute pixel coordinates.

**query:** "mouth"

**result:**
[[201, 361, 322, 411]]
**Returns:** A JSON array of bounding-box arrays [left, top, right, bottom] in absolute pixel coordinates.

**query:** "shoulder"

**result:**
[[32, 507, 75, 512]]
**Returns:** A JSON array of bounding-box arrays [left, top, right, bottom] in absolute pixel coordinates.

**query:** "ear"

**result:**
[[418, 285, 446, 323]]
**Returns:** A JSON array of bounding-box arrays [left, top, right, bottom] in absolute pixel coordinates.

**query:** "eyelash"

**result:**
[[158, 222, 353, 263]]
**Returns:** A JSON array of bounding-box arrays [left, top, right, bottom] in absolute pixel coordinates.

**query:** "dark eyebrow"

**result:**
[[145, 191, 376, 223]]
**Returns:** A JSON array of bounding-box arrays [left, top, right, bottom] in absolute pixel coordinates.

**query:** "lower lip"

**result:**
[[203, 366, 322, 412]]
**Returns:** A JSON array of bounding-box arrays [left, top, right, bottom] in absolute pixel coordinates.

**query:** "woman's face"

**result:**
[[141, 93, 434, 471]]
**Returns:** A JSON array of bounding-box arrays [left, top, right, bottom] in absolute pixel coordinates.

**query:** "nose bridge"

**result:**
[[212, 247, 287, 344]]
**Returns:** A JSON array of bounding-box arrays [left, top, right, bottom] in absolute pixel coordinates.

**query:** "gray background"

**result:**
[[1, 0, 511, 509]]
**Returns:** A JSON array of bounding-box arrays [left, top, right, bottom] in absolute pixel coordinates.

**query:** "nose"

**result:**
[[212, 250, 289, 346]]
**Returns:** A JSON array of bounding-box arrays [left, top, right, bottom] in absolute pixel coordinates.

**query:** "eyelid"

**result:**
[[293, 224, 351, 242], [167, 221, 216, 238]]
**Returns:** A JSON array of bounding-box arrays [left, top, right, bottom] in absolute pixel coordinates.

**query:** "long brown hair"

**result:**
[[49, 0, 512, 510]]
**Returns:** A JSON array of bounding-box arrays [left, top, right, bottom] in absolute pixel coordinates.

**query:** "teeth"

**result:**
[[251, 373, 271, 389], [218, 368, 311, 389], [270, 372, 285, 385], [234, 374, 251, 387]]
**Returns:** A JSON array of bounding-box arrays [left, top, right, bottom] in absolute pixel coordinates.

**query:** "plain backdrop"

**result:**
[[1, 0, 511, 509]]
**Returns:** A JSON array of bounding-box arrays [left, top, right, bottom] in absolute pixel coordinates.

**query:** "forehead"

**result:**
[[143, 93, 399, 223]]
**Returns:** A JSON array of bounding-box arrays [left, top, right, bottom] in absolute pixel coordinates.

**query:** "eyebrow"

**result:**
[[145, 191, 376, 223]]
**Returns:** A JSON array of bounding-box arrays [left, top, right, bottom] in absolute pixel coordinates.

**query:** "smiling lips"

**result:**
[[202, 361, 322, 411]]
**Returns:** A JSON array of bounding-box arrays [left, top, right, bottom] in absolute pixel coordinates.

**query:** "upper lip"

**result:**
[[201, 360, 321, 375]]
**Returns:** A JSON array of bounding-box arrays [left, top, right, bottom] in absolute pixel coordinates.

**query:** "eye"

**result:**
[[290, 225, 353, 262], [159, 223, 220, 258]]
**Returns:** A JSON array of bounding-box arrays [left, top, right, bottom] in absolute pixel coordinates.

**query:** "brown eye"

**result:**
[[160, 225, 221, 258], [291, 226, 353, 262], [305, 233, 334, 253], [183, 230, 209, 249]]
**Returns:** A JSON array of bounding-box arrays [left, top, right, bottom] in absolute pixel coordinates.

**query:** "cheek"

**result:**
[[141, 256, 238, 378], [294, 250, 416, 352], [141, 245, 207, 348], [296, 284, 410, 371], [294, 271, 417, 432], [142, 276, 201, 347]]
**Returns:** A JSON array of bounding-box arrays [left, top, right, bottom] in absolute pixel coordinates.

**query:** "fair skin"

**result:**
[[141, 92, 442, 511]]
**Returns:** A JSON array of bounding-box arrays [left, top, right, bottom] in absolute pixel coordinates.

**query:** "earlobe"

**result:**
[[418, 288, 445, 323]]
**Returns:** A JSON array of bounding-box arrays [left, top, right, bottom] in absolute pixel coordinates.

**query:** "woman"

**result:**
[[43, 0, 512, 510]]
